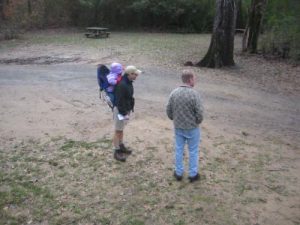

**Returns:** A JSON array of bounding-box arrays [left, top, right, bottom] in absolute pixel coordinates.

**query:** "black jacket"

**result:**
[[114, 74, 135, 115]]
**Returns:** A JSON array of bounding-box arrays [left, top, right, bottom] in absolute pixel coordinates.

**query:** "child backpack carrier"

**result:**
[[97, 64, 114, 109]]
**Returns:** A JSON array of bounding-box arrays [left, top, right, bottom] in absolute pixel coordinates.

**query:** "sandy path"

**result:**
[[0, 63, 298, 145]]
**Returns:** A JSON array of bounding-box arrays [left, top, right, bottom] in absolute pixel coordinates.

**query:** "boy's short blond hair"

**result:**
[[181, 70, 194, 84]]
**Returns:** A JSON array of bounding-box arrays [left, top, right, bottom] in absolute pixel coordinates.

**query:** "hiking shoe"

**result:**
[[174, 171, 183, 181], [119, 143, 132, 155], [188, 173, 200, 183], [114, 150, 126, 162]]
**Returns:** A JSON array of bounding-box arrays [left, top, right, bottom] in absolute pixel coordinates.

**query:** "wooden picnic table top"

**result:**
[[84, 27, 110, 38], [86, 27, 108, 31]]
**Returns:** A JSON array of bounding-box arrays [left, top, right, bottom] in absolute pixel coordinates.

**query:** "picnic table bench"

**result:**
[[85, 27, 110, 38], [235, 28, 245, 33]]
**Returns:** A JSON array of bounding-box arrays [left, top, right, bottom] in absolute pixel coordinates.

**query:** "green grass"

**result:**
[[60, 139, 110, 151], [121, 216, 145, 225], [0, 134, 298, 225], [0, 171, 57, 224]]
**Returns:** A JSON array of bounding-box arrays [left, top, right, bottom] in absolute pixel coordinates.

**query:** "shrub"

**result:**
[[259, 0, 300, 60]]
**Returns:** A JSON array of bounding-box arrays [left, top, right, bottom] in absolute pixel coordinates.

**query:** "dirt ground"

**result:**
[[0, 30, 299, 225]]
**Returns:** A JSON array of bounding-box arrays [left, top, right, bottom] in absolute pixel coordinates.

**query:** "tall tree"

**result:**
[[196, 0, 237, 68], [242, 0, 268, 53]]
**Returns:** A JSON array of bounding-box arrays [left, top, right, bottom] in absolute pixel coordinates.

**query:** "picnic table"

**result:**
[[235, 28, 245, 33], [84, 27, 110, 38]]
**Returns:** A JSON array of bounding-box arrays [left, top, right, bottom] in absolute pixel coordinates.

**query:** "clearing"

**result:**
[[0, 29, 299, 225]]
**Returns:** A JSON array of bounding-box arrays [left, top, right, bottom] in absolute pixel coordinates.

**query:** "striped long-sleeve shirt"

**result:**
[[166, 86, 204, 129]]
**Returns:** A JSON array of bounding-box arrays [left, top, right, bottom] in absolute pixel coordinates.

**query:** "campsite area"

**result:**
[[0, 30, 299, 225]]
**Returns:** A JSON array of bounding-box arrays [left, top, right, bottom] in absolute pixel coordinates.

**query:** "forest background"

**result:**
[[0, 0, 299, 61]]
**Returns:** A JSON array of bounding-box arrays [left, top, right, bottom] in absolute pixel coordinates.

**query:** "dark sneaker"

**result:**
[[119, 143, 132, 155], [188, 173, 200, 183], [174, 171, 183, 181], [114, 150, 126, 162]]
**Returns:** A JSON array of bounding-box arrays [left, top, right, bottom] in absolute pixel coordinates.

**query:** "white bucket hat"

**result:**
[[124, 65, 142, 75]]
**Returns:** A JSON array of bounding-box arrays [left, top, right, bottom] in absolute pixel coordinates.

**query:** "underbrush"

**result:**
[[0, 25, 20, 41], [259, 26, 300, 61]]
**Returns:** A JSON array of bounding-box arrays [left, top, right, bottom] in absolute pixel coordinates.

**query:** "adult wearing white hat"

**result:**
[[113, 65, 141, 162]]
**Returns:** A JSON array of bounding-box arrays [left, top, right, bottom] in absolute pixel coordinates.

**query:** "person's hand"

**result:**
[[124, 114, 130, 120]]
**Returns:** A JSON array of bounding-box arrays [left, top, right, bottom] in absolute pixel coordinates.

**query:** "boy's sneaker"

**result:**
[[119, 143, 132, 155], [188, 173, 200, 183], [114, 150, 126, 162], [174, 171, 183, 181]]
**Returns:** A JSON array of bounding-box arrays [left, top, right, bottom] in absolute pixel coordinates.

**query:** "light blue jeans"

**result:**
[[174, 127, 200, 177]]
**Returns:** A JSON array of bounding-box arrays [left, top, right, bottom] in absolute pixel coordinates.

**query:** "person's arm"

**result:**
[[107, 74, 117, 85], [194, 93, 204, 124], [115, 84, 129, 115], [166, 95, 173, 120]]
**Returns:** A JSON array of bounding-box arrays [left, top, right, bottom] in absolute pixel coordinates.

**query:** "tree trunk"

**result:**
[[242, 0, 268, 53], [196, 0, 237, 68]]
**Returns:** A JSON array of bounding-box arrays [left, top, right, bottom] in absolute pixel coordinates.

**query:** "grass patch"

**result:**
[[0, 134, 296, 225], [122, 216, 145, 225], [0, 30, 212, 66], [60, 138, 111, 151], [0, 171, 57, 224]]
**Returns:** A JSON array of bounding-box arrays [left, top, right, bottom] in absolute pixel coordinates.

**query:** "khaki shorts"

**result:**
[[113, 107, 129, 131]]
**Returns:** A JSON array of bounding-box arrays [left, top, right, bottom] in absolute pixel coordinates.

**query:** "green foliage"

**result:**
[[43, 0, 71, 27], [238, 0, 251, 28], [1, 0, 299, 61], [0, 171, 56, 224], [259, 0, 300, 60], [70, 0, 216, 32], [1, 0, 247, 33], [0, 0, 71, 31]]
